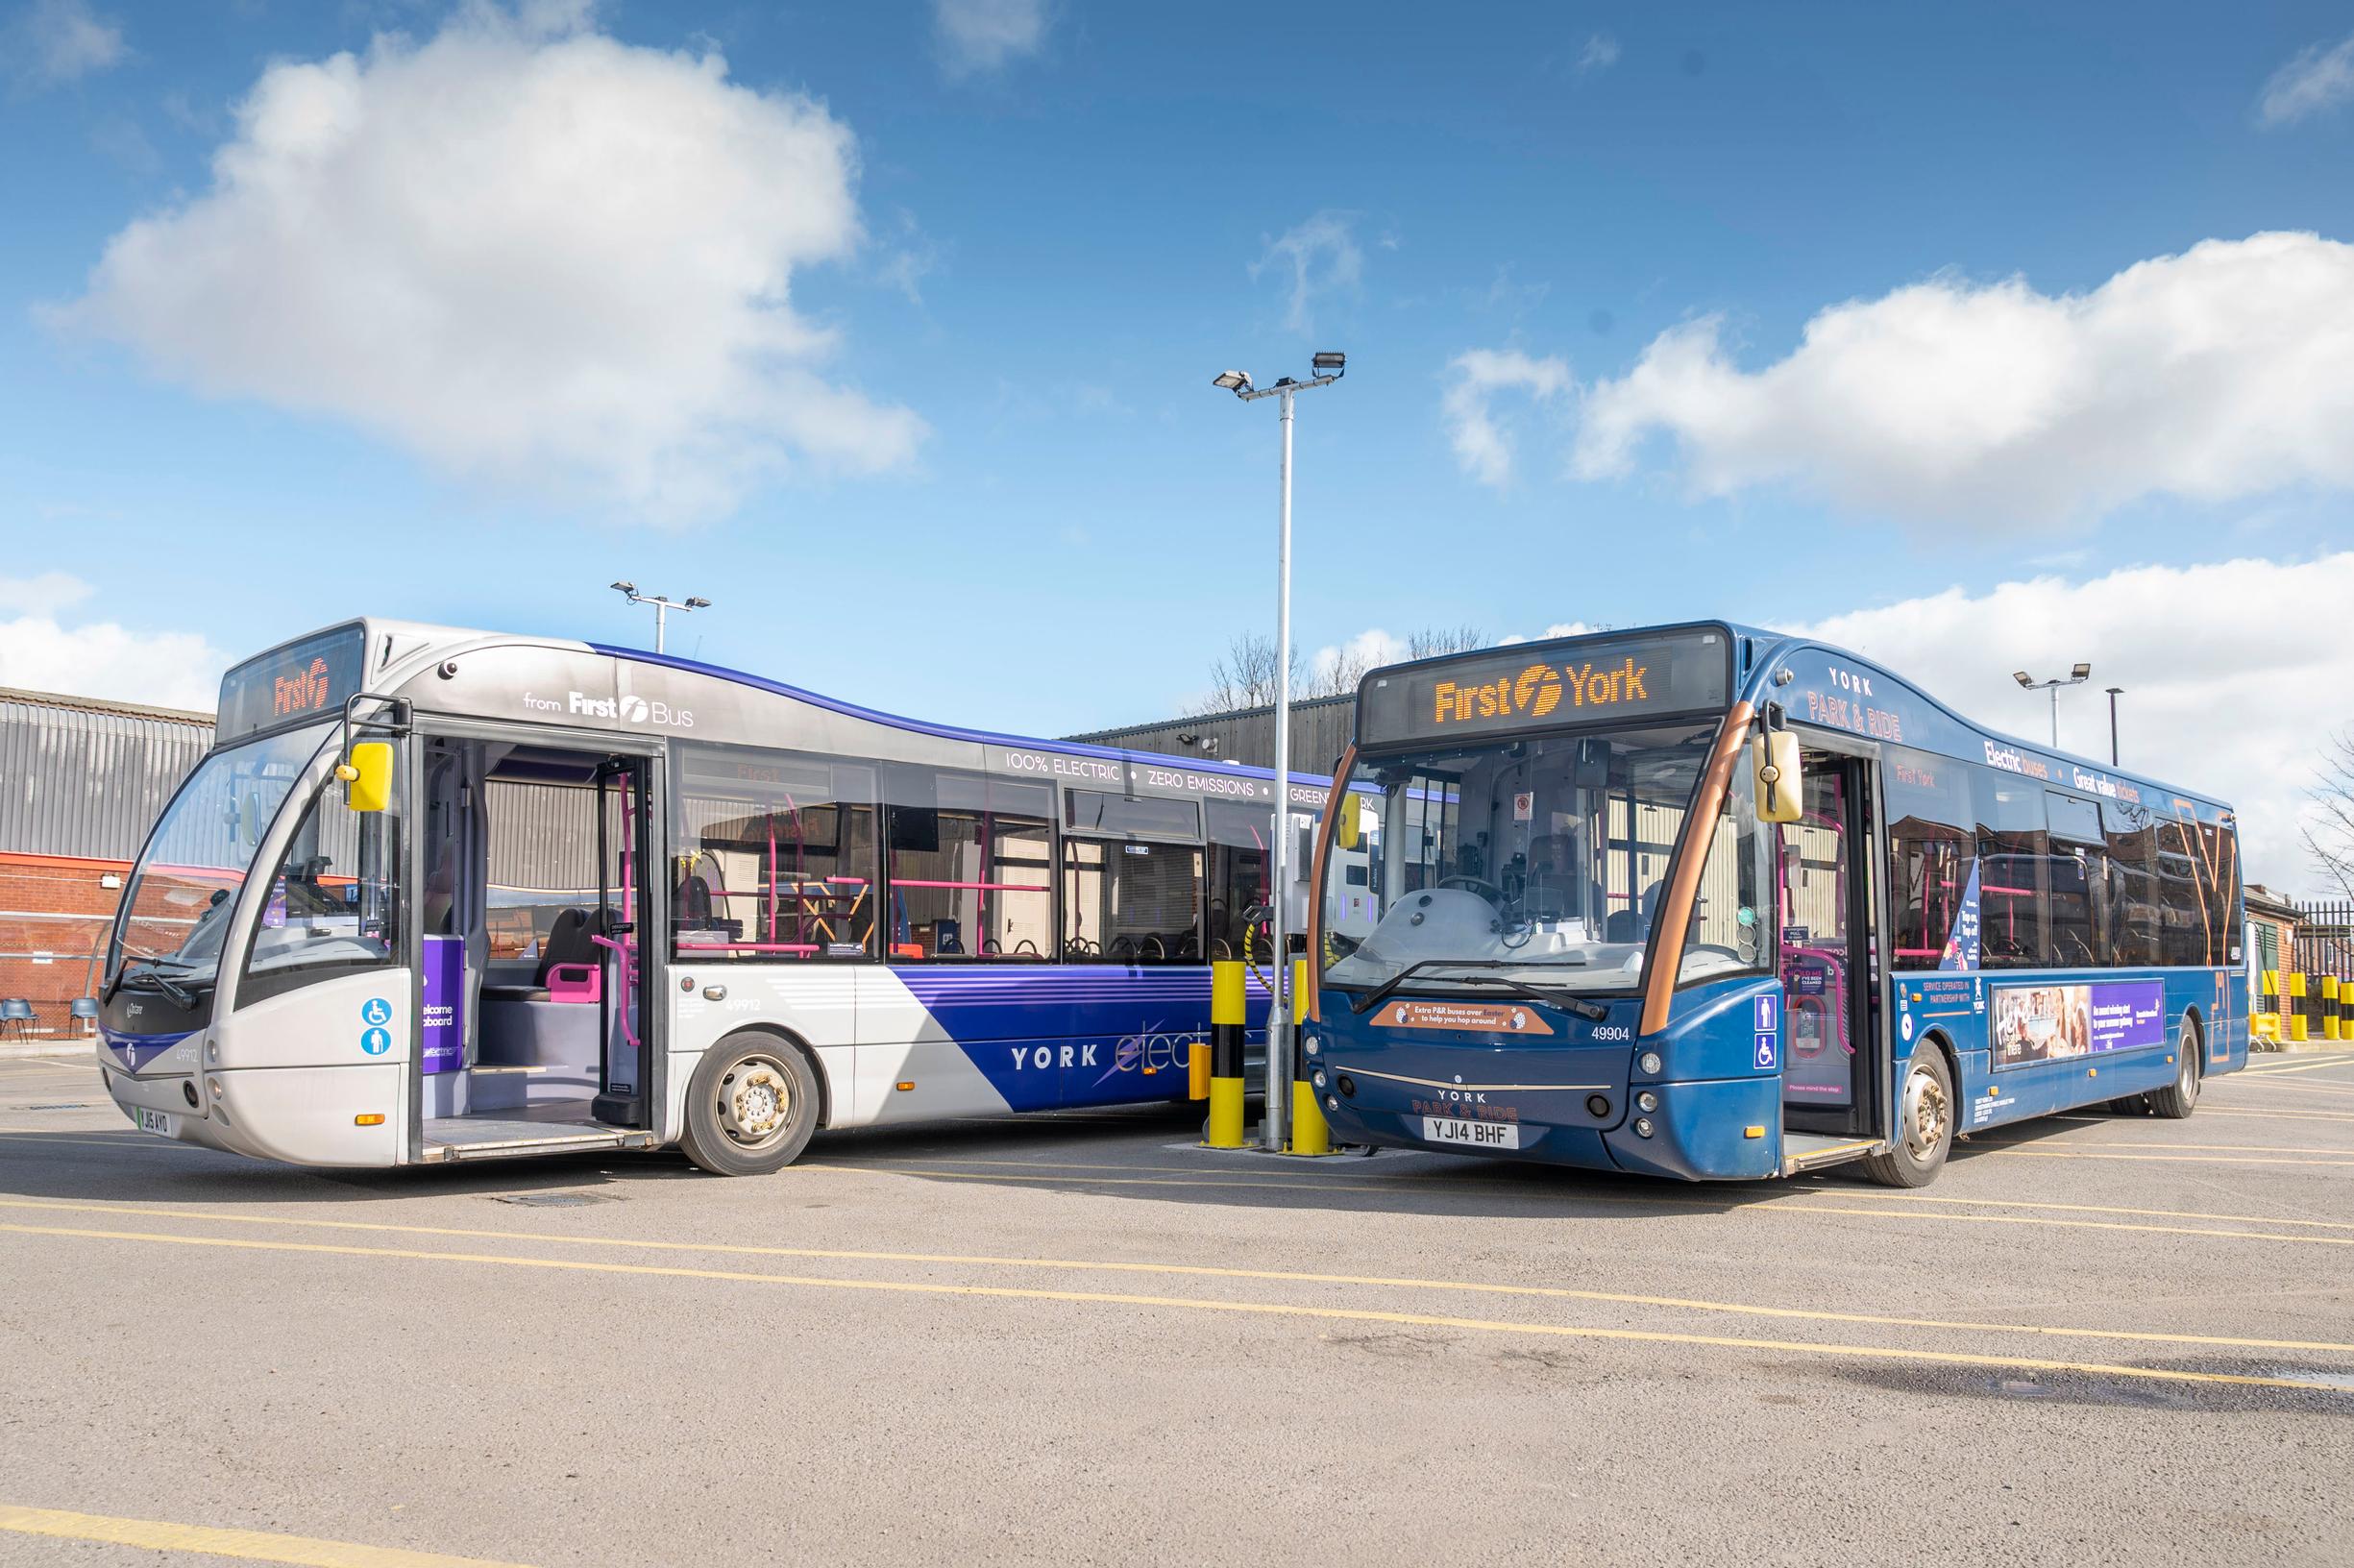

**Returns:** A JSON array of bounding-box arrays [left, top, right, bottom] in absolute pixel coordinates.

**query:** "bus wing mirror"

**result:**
[[1753, 731, 1803, 824], [338, 741, 395, 814], [1336, 794, 1363, 851]]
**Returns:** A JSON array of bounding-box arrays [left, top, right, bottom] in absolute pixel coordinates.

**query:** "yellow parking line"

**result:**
[[2237, 1056, 2354, 1078], [2, 1219, 2343, 1394], [1980, 1149, 2354, 1168], [1976, 1139, 2354, 1156], [7, 1196, 2347, 1357], [0, 1503, 533, 1567], [1788, 1188, 2354, 1233]]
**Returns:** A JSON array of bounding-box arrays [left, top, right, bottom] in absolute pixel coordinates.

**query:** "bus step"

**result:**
[[421, 1126, 657, 1162], [1781, 1134, 1886, 1175]]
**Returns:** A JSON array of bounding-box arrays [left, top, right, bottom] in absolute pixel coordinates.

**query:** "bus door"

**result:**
[[411, 726, 665, 1142], [1776, 747, 1885, 1142]]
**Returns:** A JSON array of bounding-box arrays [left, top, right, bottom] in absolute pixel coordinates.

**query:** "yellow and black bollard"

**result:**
[[2327, 976, 2343, 1043], [1288, 955, 1334, 1156], [1205, 960, 1247, 1148], [2289, 970, 2309, 1043]]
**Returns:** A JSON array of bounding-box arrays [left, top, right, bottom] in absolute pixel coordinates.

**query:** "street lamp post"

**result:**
[[1211, 352, 1346, 1154], [2104, 687, 2122, 767], [610, 581, 712, 654], [2012, 662, 2093, 748]]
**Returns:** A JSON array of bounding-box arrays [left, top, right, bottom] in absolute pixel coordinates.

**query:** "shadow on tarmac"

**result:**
[[0, 1097, 1842, 1223]]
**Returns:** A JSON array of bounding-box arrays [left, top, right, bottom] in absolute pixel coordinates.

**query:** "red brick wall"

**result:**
[[0, 852, 128, 1039]]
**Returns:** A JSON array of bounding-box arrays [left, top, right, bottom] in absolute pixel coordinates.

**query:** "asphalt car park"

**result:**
[[3, 1050, 2351, 1566]]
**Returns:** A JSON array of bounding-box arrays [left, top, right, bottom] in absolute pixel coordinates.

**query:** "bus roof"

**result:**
[[1349, 619, 2231, 818], [220, 618, 1336, 792]]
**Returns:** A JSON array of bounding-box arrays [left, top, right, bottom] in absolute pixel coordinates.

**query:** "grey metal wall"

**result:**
[[0, 690, 216, 861], [1066, 695, 1355, 777]]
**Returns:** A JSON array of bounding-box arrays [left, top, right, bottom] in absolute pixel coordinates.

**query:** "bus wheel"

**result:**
[[2146, 1017, 2202, 1120], [1863, 1046, 1953, 1188], [681, 1035, 821, 1176]]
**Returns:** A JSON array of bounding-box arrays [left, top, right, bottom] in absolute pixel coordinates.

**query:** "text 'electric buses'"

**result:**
[[1299, 623, 2244, 1185], [100, 620, 1345, 1173]]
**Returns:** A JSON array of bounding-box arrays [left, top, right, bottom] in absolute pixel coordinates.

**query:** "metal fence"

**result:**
[[2252, 898, 2354, 1045]]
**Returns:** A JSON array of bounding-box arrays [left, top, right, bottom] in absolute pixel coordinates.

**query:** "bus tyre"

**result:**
[[1863, 1046, 1952, 1188], [680, 1035, 821, 1177], [2146, 1017, 2201, 1120]]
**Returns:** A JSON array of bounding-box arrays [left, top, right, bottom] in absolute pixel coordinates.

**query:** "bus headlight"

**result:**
[[1633, 1116, 1655, 1139], [1638, 1051, 1663, 1075], [1312, 1069, 1328, 1090], [1636, 1090, 1658, 1114], [1302, 1037, 1320, 1058]]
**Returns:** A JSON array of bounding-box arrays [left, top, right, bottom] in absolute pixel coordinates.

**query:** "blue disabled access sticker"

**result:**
[[360, 1026, 392, 1056], [360, 996, 392, 1026], [1754, 1033, 1778, 1070]]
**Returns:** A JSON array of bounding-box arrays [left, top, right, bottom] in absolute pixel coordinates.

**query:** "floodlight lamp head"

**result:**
[[686, 597, 712, 609], [1312, 350, 1346, 375], [611, 580, 636, 596], [1212, 370, 1252, 392], [2013, 671, 2034, 688], [2071, 662, 2093, 681]]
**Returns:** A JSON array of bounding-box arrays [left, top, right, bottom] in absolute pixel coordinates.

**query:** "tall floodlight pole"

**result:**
[[610, 582, 712, 654], [2012, 662, 2093, 748], [1212, 352, 1347, 1153], [2105, 686, 2123, 766]]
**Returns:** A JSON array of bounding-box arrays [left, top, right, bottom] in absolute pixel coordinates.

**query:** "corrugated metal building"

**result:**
[[1066, 694, 1356, 778], [1, 688, 215, 861], [2, 689, 217, 1039]]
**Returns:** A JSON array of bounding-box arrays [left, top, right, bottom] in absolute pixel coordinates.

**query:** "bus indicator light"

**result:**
[[355, 1114, 385, 1125]]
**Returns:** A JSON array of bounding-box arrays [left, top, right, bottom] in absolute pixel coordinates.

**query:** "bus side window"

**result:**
[[1883, 747, 1972, 972], [672, 743, 878, 963], [2102, 798, 2160, 968], [1974, 774, 2051, 968], [882, 768, 1053, 961]]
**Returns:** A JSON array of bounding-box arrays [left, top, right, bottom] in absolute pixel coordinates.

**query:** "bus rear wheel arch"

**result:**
[[1862, 1036, 1954, 1188], [680, 1030, 823, 1177], [2145, 1011, 2202, 1119]]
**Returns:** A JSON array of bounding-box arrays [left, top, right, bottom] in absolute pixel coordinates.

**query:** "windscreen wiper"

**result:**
[[118, 962, 207, 1009], [1346, 958, 1609, 1021]]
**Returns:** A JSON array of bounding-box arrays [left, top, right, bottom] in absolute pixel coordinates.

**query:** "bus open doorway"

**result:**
[[414, 731, 664, 1163], [1773, 744, 1892, 1174]]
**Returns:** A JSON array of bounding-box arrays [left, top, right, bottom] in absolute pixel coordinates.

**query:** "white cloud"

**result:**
[[50, 4, 924, 524], [1574, 233, 2354, 529], [1441, 348, 1570, 487], [1498, 621, 1597, 647], [6, 0, 124, 85], [1790, 553, 2354, 894], [933, 0, 1047, 76], [0, 575, 225, 710], [1577, 33, 1620, 75], [1308, 628, 1410, 691], [1252, 211, 1363, 335], [0, 571, 91, 615], [2257, 32, 2354, 126]]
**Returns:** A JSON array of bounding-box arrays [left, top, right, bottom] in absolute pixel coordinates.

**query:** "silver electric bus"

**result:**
[[99, 620, 1349, 1173]]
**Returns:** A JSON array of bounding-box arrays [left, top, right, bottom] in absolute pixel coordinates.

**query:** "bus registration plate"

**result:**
[[130, 1107, 173, 1138], [1422, 1115, 1518, 1150]]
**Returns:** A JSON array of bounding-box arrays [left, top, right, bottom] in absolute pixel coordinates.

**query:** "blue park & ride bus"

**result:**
[[1297, 623, 2244, 1186], [98, 619, 1351, 1172]]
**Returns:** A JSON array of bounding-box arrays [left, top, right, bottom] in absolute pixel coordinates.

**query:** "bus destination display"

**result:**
[[1357, 627, 1732, 746], [217, 626, 367, 739]]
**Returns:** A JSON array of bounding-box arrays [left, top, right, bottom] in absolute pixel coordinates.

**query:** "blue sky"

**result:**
[[2, 0, 2351, 883]]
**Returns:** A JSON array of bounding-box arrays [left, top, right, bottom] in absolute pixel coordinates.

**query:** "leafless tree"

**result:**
[[1404, 624, 1485, 660], [1190, 625, 1488, 714], [1191, 632, 1301, 714], [2304, 727, 2354, 900]]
